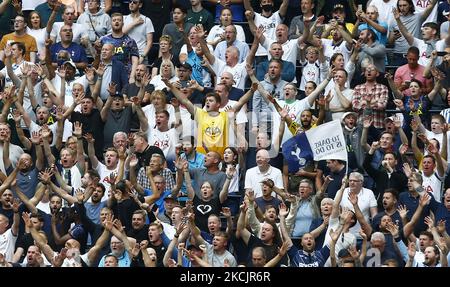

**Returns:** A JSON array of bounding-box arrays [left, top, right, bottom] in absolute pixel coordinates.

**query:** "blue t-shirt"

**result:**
[[187, 50, 205, 86], [50, 42, 88, 66], [358, 22, 388, 45], [100, 34, 139, 74]]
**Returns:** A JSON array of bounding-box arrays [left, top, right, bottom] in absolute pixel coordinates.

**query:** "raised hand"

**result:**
[[84, 67, 95, 82], [370, 141, 380, 151], [83, 132, 95, 143], [397, 205, 409, 219], [386, 222, 399, 238], [38, 168, 54, 184], [424, 215, 435, 230], [107, 82, 117, 96], [278, 202, 289, 218], [393, 99, 404, 110], [12, 198, 21, 213], [129, 154, 139, 168], [398, 144, 409, 155], [363, 116, 373, 128], [419, 192, 431, 208], [221, 207, 232, 218], [347, 191, 358, 206], [75, 189, 84, 203], [407, 241, 416, 259], [245, 189, 255, 203], [72, 121, 83, 138], [30, 131, 42, 145]]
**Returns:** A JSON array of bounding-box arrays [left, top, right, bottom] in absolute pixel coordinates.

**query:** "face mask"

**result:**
[[261, 4, 273, 12]]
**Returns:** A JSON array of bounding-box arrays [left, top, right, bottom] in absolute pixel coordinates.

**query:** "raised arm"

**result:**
[[235, 199, 252, 244], [393, 8, 414, 46], [420, 0, 438, 21], [163, 79, 196, 116]]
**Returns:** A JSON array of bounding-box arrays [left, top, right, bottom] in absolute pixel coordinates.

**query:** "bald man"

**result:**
[[245, 149, 284, 198]]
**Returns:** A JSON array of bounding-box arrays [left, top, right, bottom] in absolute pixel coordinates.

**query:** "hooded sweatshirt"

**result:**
[[77, 8, 112, 42]]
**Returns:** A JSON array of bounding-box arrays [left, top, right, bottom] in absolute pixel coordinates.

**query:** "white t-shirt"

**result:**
[[30, 121, 58, 146], [0, 229, 17, 262], [149, 75, 179, 91], [263, 38, 299, 67], [143, 104, 176, 129], [147, 128, 179, 160], [0, 143, 24, 174], [254, 11, 283, 56], [95, 162, 120, 201], [369, 0, 398, 28], [207, 25, 246, 44], [421, 171, 444, 203], [413, 0, 438, 26], [123, 14, 155, 55], [329, 88, 354, 121], [323, 216, 357, 267], [22, 0, 46, 10], [26, 27, 48, 58], [50, 22, 88, 44], [211, 58, 247, 90], [322, 39, 352, 65], [273, 98, 311, 145], [413, 38, 446, 67], [339, 187, 377, 238], [245, 166, 283, 198]]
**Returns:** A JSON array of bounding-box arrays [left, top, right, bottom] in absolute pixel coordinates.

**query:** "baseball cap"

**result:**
[[384, 116, 395, 123], [63, 60, 77, 70], [333, 4, 345, 12], [163, 194, 178, 201], [443, 10, 450, 16], [338, 248, 351, 258], [187, 244, 202, 251]]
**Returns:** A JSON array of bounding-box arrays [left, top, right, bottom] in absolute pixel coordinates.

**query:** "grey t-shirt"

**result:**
[[390, 13, 424, 54], [190, 168, 226, 199], [162, 22, 195, 58]]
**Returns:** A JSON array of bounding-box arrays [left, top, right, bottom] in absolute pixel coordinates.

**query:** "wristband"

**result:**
[[227, 176, 233, 180]]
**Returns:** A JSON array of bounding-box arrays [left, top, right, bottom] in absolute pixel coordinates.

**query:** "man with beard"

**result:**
[[407, 243, 448, 267], [363, 142, 408, 201], [372, 189, 404, 233], [100, 13, 139, 83], [4, 140, 43, 199], [69, 94, 104, 160], [122, 63, 154, 100], [86, 133, 125, 197], [404, 231, 435, 267], [236, 201, 287, 267], [126, 210, 149, 243], [146, 110, 179, 171], [100, 86, 148, 148], [243, 0, 289, 60], [0, 199, 20, 262]]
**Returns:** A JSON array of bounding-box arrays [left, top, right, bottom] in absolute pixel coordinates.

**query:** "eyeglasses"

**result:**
[[130, 0, 140, 4]]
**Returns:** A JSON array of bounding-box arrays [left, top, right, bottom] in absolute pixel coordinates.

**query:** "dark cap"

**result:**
[[187, 244, 202, 251], [111, 93, 124, 99], [333, 4, 345, 11], [338, 248, 351, 258], [163, 194, 177, 201], [178, 63, 192, 71]]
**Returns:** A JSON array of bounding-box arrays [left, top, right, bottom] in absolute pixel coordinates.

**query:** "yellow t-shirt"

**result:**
[[0, 33, 38, 62], [195, 107, 228, 156]]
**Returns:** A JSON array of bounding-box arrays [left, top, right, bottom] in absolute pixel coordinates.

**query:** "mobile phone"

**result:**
[[437, 51, 448, 56], [358, 4, 363, 11]]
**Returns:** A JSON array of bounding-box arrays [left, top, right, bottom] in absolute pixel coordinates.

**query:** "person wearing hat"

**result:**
[[321, 4, 355, 40], [100, 87, 148, 148], [341, 112, 364, 172]]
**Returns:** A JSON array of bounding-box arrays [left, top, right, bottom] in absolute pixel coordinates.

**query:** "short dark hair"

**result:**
[[11, 42, 26, 56], [383, 188, 398, 200], [407, 46, 420, 56], [156, 110, 170, 118], [173, 4, 187, 14], [268, 58, 283, 69], [205, 92, 221, 105]]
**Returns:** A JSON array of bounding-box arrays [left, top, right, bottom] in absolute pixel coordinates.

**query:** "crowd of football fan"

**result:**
[[0, 0, 449, 267]]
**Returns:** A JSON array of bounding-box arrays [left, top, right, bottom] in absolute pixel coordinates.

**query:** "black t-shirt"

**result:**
[[193, 195, 221, 232], [151, 56, 181, 75], [246, 235, 288, 267], [103, 106, 133, 148], [123, 83, 155, 99], [70, 110, 105, 157], [135, 145, 165, 171]]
